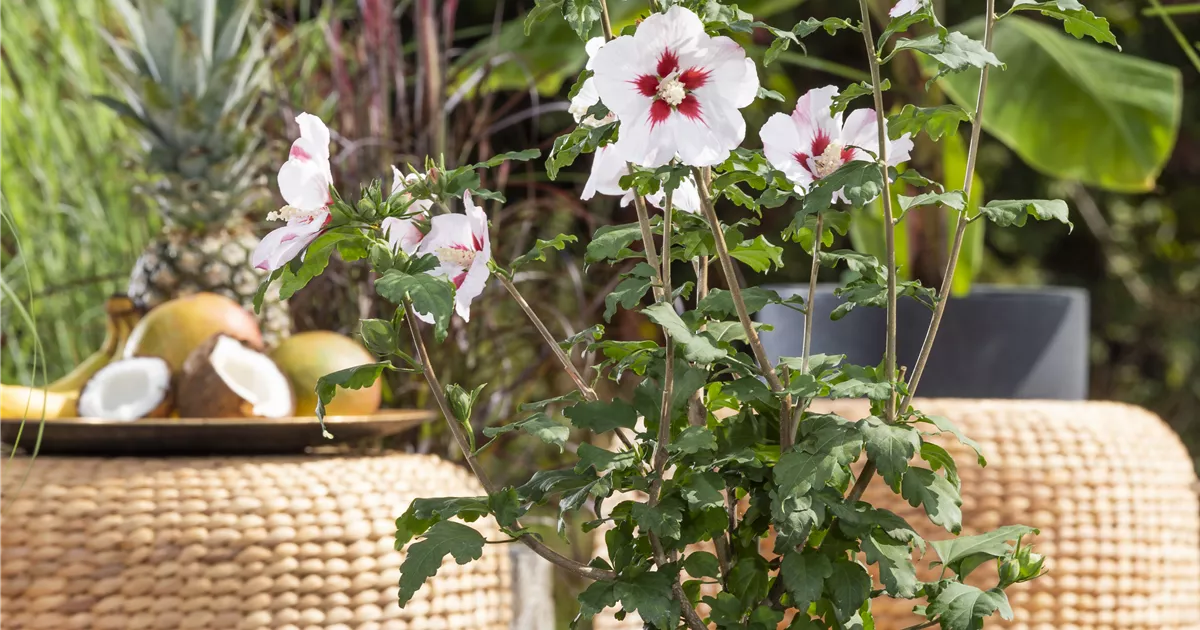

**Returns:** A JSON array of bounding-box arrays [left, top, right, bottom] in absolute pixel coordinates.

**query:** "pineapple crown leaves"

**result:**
[[98, 0, 273, 226]]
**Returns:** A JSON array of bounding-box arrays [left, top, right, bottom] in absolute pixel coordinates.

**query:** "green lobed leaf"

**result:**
[[928, 524, 1039, 578], [825, 559, 872, 621], [563, 0, 601, 41], [517, 467, 595, 503], [901, 467, 963, 533], [642, 302, 728, 364], [394, 496, 489, 548], [488, 487, 524, 529], [912, 413, 986, 466], [891, 31, 1003, 81], [831, 79, 890, 114], [376, 270, 456, 342], [614, 571, 681, 630], [397, 520, 486, 607], [679, 470, 724, 509], [1004, 0, 1118, 47], [920, 441, 961, 490], [780, 550, 832, 612], [887, 104, 972, 141], [510, 234, 578, 271], [604, 264, 654, 321], [670, 425, 718, 455], [729, 235, 785, 272], [278, 231, 352, 300], [696, 287, 784, 319], [483, 412, 570, 452], [858, 416, 922, 491], [978, 198, 1073, 231], [587, 222, 646, 264], [771, 491, 824, 553], [315, 362, 391, 433], [861, 531, 918, 598], [926, 583, 1014, 630], [684, 551, 721, 580], [576, 579, 618, 621], [575, 443, 639, 474], [563, 399, 639, 434], [631, 498, 684, 539]]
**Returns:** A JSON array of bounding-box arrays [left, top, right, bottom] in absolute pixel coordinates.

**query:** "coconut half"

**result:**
[[78, 357, 173, 420], [178, 335, 295, 418]]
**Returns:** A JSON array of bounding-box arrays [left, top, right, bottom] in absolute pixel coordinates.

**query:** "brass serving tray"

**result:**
[[0, 410, 436, 456]]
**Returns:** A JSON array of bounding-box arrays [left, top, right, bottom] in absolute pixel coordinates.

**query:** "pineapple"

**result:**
[[100, 0, 290, 344]]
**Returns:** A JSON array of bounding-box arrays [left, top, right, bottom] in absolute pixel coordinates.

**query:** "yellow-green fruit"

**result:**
[[269, 331, 382, 416], [124, 292, 264, 372]]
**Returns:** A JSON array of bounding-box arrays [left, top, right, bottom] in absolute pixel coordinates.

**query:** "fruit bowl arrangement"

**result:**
[[0, 292, 432, 455]]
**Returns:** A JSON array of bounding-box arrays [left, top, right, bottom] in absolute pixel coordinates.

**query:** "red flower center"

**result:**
[[630, 47, 711, 127]]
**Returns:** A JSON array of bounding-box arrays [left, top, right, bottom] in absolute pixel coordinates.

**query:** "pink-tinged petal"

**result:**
[[841, 108, 880, 157], [278, 158, 331, 211], [672, 98, 745, 167], [690, 38, 759, 109], [289, 137, 319, 162], [592, 37, 655, 123], [582, 145, 627, 200], [890, 0, 922, 17], [453, 239, 492, 323], [462, 191, 489, 248], [613, 106, 676, 168], [251, 218, 326, 271], [888, 133, 915, 167], [417, 213, 476, 257], [382, 217, 425, 255], [633, 6, 707, 63], [791, 86, 842, 149], [760, 112, 809, 186], [295, 112, 330, 160], [391, 165, 405, 196]]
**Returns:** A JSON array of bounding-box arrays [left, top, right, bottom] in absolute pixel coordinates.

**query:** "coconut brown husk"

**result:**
[[177, 334, 294, 418]]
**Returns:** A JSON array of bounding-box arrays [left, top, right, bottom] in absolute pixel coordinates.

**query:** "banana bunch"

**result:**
[[0, 296, 143, 420]]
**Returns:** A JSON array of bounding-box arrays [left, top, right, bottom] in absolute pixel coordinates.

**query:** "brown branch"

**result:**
[[403, 303, 615, 582]]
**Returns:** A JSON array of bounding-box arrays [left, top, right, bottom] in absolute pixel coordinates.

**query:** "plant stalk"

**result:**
[[856, 0, 899, 424], [498, 272, 639, 454], [781, 213, 826, 448], [403, 303, 615, 582], [694, 167, 788, 408], [899, 0, 997, 414]]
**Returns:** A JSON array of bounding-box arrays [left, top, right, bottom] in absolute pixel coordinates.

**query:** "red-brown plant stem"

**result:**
[[403, 303, 615, 581], [900, 0, 997, 414], [694, 166, 791, 420]]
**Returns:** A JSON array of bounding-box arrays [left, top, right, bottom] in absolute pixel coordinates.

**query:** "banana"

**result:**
[[0, 385, 78, 420], [45, 295, 143, 393]]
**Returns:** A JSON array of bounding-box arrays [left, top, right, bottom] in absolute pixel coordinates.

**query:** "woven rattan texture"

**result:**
[[1, 454, 511, 630], [595, 400, 1200, 629]]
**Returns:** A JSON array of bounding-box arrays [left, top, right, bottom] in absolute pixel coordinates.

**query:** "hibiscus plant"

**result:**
[[253, 0, 1088, 627]]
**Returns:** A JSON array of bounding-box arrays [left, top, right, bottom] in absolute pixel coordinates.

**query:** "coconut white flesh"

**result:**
[[78, 358, 171, 421], [209, 336, 294, 418]]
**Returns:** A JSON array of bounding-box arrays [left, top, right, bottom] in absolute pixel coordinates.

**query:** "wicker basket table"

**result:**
[[595, 399, 1200, 629], [0, 453, 512, 630]]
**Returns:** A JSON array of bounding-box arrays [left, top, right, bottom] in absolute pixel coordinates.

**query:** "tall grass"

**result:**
[[1, 0, 156, 385]]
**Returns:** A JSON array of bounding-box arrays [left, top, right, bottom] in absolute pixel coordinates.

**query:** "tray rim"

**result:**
[[0, 408, 437, 427]]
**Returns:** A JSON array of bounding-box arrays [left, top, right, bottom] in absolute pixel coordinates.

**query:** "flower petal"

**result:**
[[585, 36, 606, 69], [295, 112, 330, 160], [278, 158, 331, 211], [382, 217, 425, 255], [792, 86, 843, 150], [841, 108, 879, 154], [888, 134, 915, 167], [582, 145, 629, 200], [692, 39, 759, 109], [672, 100, 745, 167], [251, 217, 326, 271], [760, 112, 811, 186], [591, 36, 654, 124], [645, 176, 702, 214]]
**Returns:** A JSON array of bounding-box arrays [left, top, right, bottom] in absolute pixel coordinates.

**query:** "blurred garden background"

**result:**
[[1, 0, 1195, 461]]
